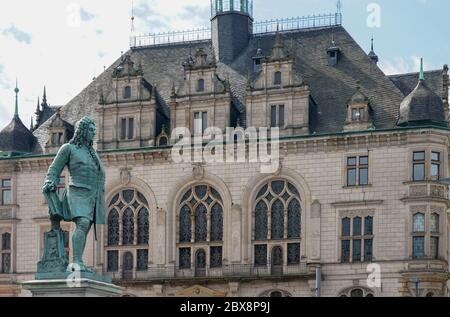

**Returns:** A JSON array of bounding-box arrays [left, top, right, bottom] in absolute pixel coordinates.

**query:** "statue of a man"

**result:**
[[42, 117, 105, 273]]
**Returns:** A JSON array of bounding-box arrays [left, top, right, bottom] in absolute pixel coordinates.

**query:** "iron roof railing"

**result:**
[[130, 13, 342, 48]]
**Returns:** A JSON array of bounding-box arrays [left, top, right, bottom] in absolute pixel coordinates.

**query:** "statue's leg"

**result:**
[[72, 216, 92, 272]]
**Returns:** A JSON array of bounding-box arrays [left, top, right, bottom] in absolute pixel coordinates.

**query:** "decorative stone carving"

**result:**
[[193, 163, 205, 180], [120, 168, 132, 186]]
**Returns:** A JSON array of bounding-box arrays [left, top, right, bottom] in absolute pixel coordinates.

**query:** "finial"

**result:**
[[337, 0, 342, 14], [30, 116, 34, 131], [419, 58, 425, 81], [14, 79, 19, 118], [36, 97, 40, 113], [42, 86, 47, 105], [131, 0, 135, 33], [371, 36, 374, 51]]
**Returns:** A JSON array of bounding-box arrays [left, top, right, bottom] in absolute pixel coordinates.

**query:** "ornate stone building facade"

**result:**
[[0, 1, 450, 297]]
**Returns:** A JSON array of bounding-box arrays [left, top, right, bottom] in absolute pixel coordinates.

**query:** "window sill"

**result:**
[[342, 184, 372, 189]]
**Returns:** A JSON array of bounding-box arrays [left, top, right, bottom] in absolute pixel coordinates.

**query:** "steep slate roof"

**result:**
[[0, 116, 36, 154], [389, 70, 444, 98], [32, 25, 416, 151]]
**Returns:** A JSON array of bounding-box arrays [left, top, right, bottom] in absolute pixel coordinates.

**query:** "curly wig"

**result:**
[[69, 117, 96, 148]]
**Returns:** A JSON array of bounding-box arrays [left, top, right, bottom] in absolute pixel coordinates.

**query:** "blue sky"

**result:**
[[0, 0, 448, 129]]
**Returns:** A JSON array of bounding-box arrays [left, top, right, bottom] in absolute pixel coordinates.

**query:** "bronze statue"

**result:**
[[42, 117, 105, 273]]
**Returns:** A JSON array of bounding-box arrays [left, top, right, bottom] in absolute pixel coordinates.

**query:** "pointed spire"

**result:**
[[42, 86, 47, 107], [368, 36, 379, 64], [371, 36, 374, 51], [419, 57, 425, 81], [35, 97, 40, 113], [14, 79, 19, 118], [30, 116, 34, 131]]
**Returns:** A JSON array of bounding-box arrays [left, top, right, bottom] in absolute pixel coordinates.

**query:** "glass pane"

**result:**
[[287, 243, 300, 265], [359, 156, 368, 165], [274, 72, 282, 85], [413, 152, 425, 161], [271, 181, 285, 195], [179, 248, 191, 269], [123, 252, 133, 272], [364, 239, 373, 262], [271, 106, 277, 128], [120, 118, 127, 140], [413, 164, 425, 181], [347, 157, 357, 166], [194, 185, 207, 199], [271, 200, 284, 240], [271, 246, 283, 266], [2, 190, 11, 205], [255, 245, 267, 266], [353, 217, 362, 236], [431, 237, 439, 259], [287, 199, 301, 239], [179, 205, 192, 243], [194, 112, 200, 134], [341, 240, 350, 262], [2, 179, 11, 187], [359, 168, 368, 185], [347, 169, 357, 186], [202, 112, 208, 132], [107, 210, 119, 246], [210, 203, 223, 242], [342, 218, 351, 237], [413, 213, 425, 232], [255, 201, 268, 241], [210, 246, 223, 268], [122, 208, 135, 245], [431, 213, 439, 233], [431, 152, 440, 162], [364, 216, 373, 235], [1, 253, 10, 274], [107, 250, 119, 272], [279, 105, 285, 127], [256, 184, 268, 199], [350, 289, 364, 297], [137, 249, 148, 271], [352, 109, 360, 121], [128, 118, 134, 139], [413, 237, 425, 259], [2, 233, 11, 250], [194, 204, 207, 242], [287, 183, 300, 197], [181, 189, 192, 203], [122, 190, 134, 204], [431, 164, 440, 178], [198, 79, 205, 92], [353, 239, 362, 262], [195, 249, 206, 269], [137, 208, 149, 245]]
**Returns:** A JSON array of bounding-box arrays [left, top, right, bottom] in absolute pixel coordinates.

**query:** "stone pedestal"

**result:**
[[22, 278, 122, 297]]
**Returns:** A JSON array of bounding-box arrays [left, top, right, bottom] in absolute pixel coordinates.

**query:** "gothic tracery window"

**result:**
[[177, 184, 224, 273], [106, 189, 150, 276], [253, 180, 301, 270]]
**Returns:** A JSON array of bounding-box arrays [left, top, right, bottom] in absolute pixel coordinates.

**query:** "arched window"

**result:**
[[123, 86, 132, 99], [197, 79, 205, 92], [106, 189, 150, 278], [177, 184, 224, 273], [339, 288, 374, 297], [253, 180, 301, 271]]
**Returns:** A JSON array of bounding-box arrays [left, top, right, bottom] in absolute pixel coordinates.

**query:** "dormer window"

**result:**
[[274, 71, 282, 85], [197, 79, 205, 92], [123, 86, 132, 99], [327, 46, 340, 67], [351, 108, 363, 121]]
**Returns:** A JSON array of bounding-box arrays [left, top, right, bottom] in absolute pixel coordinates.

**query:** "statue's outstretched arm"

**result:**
[[43, 144, 71, 193]]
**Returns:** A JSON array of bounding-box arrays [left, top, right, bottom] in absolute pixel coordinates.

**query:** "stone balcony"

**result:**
[[107, 263, 313, 284], [401, 181, 449, 205]]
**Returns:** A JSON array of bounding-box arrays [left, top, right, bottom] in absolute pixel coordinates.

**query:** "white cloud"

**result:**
[[379, 55, 434, 75]]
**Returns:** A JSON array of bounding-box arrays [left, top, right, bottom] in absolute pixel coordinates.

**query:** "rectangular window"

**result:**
[[270, 105, 285, 128], [430, 237, 439, 260], [287, 243, 300, 265], [1, 253, 10, 274], [341, 240, 350, 263], [412, 237, 425, 259], [352, 239, 362, 262], [107, 250, 119, 272], [193, 112, 207, 135], [1, 179, 11, 206], [120, 118, 134, 140], [179, 248, 191, 269], [137, 249, 149, 271], [431, 152, 441, 180], [341, 216, 374, 263], [128, 118, 134, 140], [254, 244, 268, 266], [413, 151, 425, 181], [351, 108, 363, 121], [346, 156, 369, 186], [210, 246, 223, 268]]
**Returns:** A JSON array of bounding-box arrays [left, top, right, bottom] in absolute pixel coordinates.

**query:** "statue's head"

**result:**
[[70, 117, 96, 147]]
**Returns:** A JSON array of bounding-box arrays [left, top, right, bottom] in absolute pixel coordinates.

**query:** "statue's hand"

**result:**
[[42, 180, 56, 193]]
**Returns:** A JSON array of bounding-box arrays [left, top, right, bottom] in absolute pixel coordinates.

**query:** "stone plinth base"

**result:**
[[22, 279, 122, 297]]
